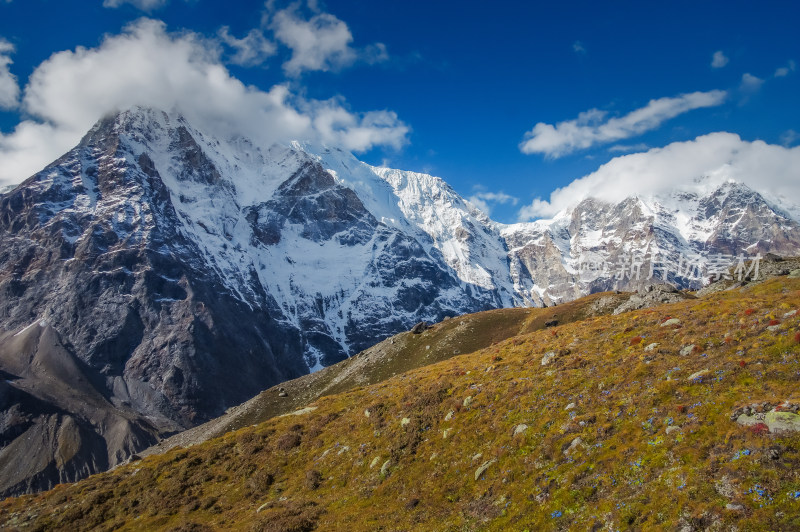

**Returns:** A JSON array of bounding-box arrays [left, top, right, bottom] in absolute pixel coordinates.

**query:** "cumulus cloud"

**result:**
[[103, 0, 169, 11], [518, 133, 800, 220], [467, 189, 519, 215], [0, 38, 19, 109], [775, 59, 796, 77], [217, 26, 276, 67], [519, 90, 727, 158], [711, 50, 728, 68], [308, 102, 408, 151], [572, 41, 586, 54], [268, 3, 388, 76], [0, 18, 408, 187], [739, 72, 764, 93]]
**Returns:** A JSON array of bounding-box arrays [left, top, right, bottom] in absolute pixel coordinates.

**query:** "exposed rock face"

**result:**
[[0, 107, 799, 496], [0, 322, 159, 497]]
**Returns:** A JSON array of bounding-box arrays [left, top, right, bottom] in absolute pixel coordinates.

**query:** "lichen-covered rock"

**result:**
[[380, 460, 391, 478], [281, 406, 317, 417], [733, 403, 800, 434], [564, 437, 583, 456], [687, 369, 710, 382], [410, 322, 429, 334], [474, 458, 496, 481], [764, 411, 800, 433]]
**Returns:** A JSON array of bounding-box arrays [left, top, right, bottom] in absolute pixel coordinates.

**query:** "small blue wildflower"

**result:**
[[732, 450, 749, 461]]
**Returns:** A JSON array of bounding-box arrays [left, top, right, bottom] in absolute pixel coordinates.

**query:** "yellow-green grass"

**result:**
[[2, 279, 800, 531]]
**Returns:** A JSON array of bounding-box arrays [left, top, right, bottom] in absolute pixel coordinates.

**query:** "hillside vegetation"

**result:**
[[2, 277, 800, 531], [141, 291, 633, 456]]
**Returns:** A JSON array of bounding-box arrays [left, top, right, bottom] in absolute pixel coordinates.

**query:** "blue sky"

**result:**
[[0, 0, 798, 222]]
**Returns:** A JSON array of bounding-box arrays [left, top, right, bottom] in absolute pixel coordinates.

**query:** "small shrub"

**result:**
[[304, 470, 322, 490], [245, 470, 275, 498], [167, 523, 214, 532], [275, 433, 302, 451], [630, 336, 643, 346], [249, 501, 322, 532], [200, 496, 219, 510]]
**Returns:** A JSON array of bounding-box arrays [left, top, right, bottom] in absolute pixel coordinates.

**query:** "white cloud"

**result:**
[[103, 0, 169, 11], [217, 27, 276, 67], [467, 190, 518, 215], [711, 50, 728, 68], [572, 41, 586, 54], [775, 59, 796, 77], [269, 3, 388, 76], [780, 129, 800, 147], [519, 90, 728, 158], [518, 132, 800, 220], [308, 103, 408, 152], [0, 18, 408, 187], [0, 38, 19, 109], [739, 72, 764, 93], [608, 143, 649, 153]]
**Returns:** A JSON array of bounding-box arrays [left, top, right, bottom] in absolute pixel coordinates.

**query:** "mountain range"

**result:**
[[1, 107, 799, 497]]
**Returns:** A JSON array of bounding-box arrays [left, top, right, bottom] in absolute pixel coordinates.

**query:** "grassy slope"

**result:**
[[3, 279, 800, 531], [141, 292, 631, 456]]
